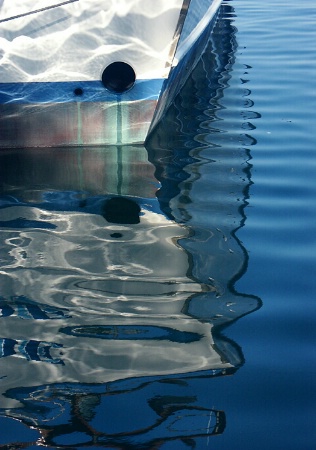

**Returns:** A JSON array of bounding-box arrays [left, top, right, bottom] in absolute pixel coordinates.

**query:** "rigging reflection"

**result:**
[[0, 2, 261, 448]]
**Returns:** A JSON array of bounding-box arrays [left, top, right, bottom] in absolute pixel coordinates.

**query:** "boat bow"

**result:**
[[0, 0, 222, 147]]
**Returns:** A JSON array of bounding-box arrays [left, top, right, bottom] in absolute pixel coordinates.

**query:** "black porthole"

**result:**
[[74, 87, 84, 96], [101, 62, 136, 94]]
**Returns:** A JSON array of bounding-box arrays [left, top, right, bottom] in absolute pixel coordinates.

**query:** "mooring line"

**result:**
[[0, 0, 79, 24]]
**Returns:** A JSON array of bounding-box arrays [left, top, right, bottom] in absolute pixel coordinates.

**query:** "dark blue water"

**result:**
[[0, 0, 316, 449]]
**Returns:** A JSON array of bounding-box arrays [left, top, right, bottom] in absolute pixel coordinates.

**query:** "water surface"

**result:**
[[0, 0, 316, 449]]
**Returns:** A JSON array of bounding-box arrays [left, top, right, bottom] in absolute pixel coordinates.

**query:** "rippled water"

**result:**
[[0, 0, 316, 448]]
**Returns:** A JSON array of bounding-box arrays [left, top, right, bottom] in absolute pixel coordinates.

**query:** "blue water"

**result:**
[[0, 0, 316, 449]]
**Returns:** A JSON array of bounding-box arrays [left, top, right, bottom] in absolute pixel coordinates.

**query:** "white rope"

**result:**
[[0, 0, 79, 24]]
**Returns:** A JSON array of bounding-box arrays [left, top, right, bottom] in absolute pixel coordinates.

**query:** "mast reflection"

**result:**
[[0, 2, 261, 448]]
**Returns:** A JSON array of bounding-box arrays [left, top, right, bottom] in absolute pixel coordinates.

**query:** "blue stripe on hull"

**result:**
[[0, 78, 163, 104]]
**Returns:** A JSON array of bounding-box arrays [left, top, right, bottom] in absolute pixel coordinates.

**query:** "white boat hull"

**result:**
[[0, 0, 222, 147]]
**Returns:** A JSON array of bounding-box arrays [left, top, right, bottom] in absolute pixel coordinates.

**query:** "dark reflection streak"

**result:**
[[224, 153, 262, 332], [60, 325, 203, 343], [147, 0, 262, 334]]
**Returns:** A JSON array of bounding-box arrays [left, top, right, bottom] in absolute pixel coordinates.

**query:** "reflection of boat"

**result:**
[[0, 150, 240, 408], [0, 141, 258, 408], [0, 195, 229, 441], [0, 0, 222, 147]]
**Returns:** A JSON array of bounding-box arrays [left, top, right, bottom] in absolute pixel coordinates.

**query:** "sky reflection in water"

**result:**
[[0, 3, 262, 448]]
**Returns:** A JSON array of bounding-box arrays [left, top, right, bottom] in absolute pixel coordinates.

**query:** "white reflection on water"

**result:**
[[0, 180, 228, 405], [0, 136, 260, 414]]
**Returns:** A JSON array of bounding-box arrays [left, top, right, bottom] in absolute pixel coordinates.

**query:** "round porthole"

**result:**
[[101, 62, 136, 94], [74, 87, 84, 96]]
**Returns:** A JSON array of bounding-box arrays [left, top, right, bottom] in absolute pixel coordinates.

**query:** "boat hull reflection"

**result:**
[[0, 142, 258, 447], [0, 147, 238, 404]]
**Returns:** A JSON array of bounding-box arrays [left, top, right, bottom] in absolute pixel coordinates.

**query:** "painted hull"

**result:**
[[0, 0, 222, 147]]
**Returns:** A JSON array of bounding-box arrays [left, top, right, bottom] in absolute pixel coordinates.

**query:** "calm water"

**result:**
[[0, 0, 316, 449]]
